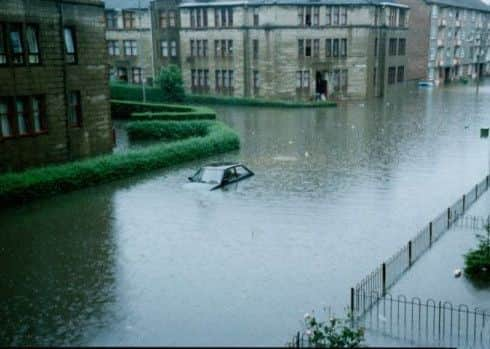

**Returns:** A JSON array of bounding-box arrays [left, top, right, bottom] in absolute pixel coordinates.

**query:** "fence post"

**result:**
[[476, 185, 478, 199], [382, 263, 386, 296], [429, 222, 433, 247], [408, 241, 413, 267], [447, 207, 451, 229], [350, 287, 355, 318], [462, 194, 466, 212], [487, 175, 489, 190]]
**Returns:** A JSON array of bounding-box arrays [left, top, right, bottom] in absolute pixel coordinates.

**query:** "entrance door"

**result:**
[[315, 71, 327, 98]]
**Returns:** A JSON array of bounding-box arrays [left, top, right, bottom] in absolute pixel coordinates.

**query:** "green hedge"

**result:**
[[110, 82, 337, 108], [111, 100, 216, 120], [0, 121, 239, 207], [126, 120, 209, 141]]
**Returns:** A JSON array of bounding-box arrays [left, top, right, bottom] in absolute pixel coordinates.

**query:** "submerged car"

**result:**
[[188, 163, 254, 190]]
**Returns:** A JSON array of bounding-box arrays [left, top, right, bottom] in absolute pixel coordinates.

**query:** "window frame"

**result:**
[[9, 23, 25, 65], [64, 26, 78, 64], [67, 91, 82, 128], [0, 23, 7, 66], [26, 24, 41, 65]]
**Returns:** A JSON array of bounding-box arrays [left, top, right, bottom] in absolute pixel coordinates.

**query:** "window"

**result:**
[[190, 9, 196, 27], [197, 9, 202, 27], [15, 98, 28, 135], [389, 38, 397, 56], [108, 40, 120, 56], [340, 39, 347, 57], [161, 40, 168, 57], [399, 9, 406, 27], [215, 7, 233, 27], [0, 98, 11, 137], [31, 96, 46, 133], [197, 40, 202, 57], [106, 11, 118, 29], [340, 69, 348, 93], [253, 8, 259, 26], [326, 39, 332, 57], [305, 39, 312, 57], [228, 8, 234, 27], [67, 91, 82, 127], [26, 25, 40, 64], [333, 39, 339, 57], [9, 24, 24, 65], [123, 11, 136, 29], [228, 40, 233, 56], [374, 38, 378, 57], [298, 39, 304, 57], [215, 70, 221, 89], [0, 24, 7, 65], [296, 70, 310, 89], [389, 8, 396, 26], [373, 67, 377, 87], [333, 7, 339, 26], [132, 67, 142, 84], [171, 40, 177, 57], [160, 11, 167, 28], [253, 39, 259, 60], [313, 39, 320, 57], [123, 40, 137, 56], [190, 40, 195, 57], [64, 27, 77, 64], [305, 7, 312, 27], [340, 7, 347, 25], [253, 70, 260, 90], [191, 69, 197, 87], [388, 67, 396, 84], [202, 9, 208, 27], [117, 67, 128, 81], [398, 38, 406, 56], [313, 7, 320, 27], [397, 66, 404, 82], [204, 69, 209, 88], [298, 7, 304, 26], [325, 7, 331, 26]]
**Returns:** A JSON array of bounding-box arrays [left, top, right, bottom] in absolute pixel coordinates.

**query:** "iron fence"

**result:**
[[357, 292, 490, 349], [352, 175, 490, 320], [454, 215, 490, 231]]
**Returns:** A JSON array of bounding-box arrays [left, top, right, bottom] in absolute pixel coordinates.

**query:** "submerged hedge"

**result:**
[[111, 99, 216, 120], [110, 82, 337, 108], [0, 121, 239, 207]]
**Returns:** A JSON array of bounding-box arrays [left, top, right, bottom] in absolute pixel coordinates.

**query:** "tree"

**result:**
[[157, 64, 185, 102]]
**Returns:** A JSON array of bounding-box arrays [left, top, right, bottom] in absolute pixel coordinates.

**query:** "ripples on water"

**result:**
[[1, 81, 489, 345]]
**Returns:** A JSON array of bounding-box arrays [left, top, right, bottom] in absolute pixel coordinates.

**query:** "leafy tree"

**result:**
[[157, 64, 185, 102], [296, 313, 365, 348], [464, 221, 490, 280]]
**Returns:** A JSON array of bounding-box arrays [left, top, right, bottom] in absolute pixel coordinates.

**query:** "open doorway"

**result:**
[[315, 71, 327, 100]]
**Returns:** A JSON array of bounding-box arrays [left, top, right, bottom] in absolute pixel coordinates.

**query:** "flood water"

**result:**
[[1, 81, 490, 346]]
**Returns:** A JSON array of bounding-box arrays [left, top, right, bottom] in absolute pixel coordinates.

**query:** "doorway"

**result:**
[[315, 71, 328, 99]]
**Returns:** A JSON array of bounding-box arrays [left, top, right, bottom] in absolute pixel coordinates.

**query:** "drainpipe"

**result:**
[[57, 0, 72, 160]]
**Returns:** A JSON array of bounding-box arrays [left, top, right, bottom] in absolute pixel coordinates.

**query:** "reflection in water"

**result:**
[[0, 81, 489, 346], [0, 189, 117, 346]]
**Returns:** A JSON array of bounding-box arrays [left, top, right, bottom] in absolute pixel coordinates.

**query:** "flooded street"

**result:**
[[1, 81, 490, 346]]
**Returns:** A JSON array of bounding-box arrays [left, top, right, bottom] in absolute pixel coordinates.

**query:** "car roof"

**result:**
[[202, 162, 241, 170]]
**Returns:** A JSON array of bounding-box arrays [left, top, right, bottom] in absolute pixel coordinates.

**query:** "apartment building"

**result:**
[[0, 0, 113, 173], [105, 7, 153, 84], [179, 0, 410, 100], [398, 0, 490, 84]]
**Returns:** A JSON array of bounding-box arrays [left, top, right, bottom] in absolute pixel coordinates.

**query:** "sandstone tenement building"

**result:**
[[179, 0, 410, 100], [0, 0, 113, 173], [397, 0, 490, 84]]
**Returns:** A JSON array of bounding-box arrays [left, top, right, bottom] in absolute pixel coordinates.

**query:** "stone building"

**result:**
[[397, 0, 490, 84], [0, 0, 113, 173], [179, 0, 410, 100], [105, 7, 154, 84]]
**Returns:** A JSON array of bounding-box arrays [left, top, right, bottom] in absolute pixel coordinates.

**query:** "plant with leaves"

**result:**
[[156, 64, 185, 102], [297, 312, 365, 348], [464, 221, 490, 280]]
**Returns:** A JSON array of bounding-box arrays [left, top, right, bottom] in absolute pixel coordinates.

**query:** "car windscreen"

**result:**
[[196, 168, 223, 184]]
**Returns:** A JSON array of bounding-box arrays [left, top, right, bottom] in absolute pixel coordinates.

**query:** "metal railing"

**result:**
[[454, 215, 490, 231], [351, 175, 490, 319], [357, 292, 490, 349]]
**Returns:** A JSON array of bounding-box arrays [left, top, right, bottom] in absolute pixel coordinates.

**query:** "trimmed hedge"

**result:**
[[110, 82, 337, 108], [111, 99, 216, 120], [126, 120, 209, 141], [0, 121, 239, 207]]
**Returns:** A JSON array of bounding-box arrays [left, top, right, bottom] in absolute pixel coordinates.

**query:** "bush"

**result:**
[[292, 313, 365, 348], [156, 64, 185, 102], [126, 121, 210, 141], [464, 223, 490, 280], [111, 100, 216, 120], [0, 121, 239, 207]]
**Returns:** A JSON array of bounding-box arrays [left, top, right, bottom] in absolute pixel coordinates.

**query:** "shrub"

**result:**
[[292, 312, 365, 348], [126, 121, 210, 141], [0, 121, 239, 207], [156, 64, 185, 102], [464, 223, 490, 280]]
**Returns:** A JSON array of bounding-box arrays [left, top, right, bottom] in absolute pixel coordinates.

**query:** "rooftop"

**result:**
[[180, 0, 405, 7], [424, 0, 490, 12]]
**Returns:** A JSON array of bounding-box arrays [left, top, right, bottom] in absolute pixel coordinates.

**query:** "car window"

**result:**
[[235, 166, 250, 176], [199, 168, 223, 184]]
